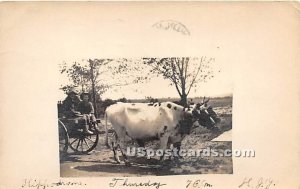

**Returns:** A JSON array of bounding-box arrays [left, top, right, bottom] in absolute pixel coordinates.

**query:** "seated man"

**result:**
[[62, 90, 93, 134], [77, 92, 99, 133], [62, 90, 81, 117]]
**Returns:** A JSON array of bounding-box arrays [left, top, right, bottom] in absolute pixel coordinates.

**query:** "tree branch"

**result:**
[[169, 61, 182, 96], [186, 58, 203, 95]]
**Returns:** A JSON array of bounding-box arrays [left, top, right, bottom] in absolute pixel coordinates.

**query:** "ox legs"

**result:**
[[111, 133, 121, 164], [136, 139, 145, 147], [112, 143, 130, 166], [111, 128, 131, 166], [112, 145, 121, 164], [173, 142, 182, 161], [112, 143, 130, 165], [159, 135, 170, 161], [117, 144, 131, 166]]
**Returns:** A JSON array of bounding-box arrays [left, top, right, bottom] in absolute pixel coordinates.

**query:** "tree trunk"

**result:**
[[180, 94, 188, 107], [91, 82, 97, 118], [89, 60, 98, 118]]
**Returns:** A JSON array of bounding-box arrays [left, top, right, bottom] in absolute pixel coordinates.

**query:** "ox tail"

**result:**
[[104, 112, 110, 148]]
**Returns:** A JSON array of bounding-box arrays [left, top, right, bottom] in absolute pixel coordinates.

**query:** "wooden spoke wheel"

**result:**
[[58, 120, 69, 154], [69, 132, 99, 154]]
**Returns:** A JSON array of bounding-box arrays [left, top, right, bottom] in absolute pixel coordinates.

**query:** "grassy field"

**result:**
[[129, 96, 232, 107]]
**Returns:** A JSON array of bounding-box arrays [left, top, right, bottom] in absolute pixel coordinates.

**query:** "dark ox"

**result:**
[[105, 100, 219, 165]]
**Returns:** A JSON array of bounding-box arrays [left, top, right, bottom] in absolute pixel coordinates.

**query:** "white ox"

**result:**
[[105, 101, 216, 164]]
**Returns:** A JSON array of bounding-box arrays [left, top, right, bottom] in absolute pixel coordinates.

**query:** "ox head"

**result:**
[[177, 98, 220, 135], [191, 97, 221, 130]]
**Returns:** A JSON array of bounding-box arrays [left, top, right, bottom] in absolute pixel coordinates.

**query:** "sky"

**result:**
[[58, 57, 232, 100]]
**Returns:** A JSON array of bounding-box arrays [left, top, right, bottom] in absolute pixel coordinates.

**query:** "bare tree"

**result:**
[[143, 57, 216, 106]]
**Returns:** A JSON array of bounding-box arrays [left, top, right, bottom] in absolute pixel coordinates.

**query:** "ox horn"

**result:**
[[202, 96, 210, 104], [210, 117, 216, 124]]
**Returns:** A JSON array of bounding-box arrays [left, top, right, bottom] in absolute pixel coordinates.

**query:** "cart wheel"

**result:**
[[58, 120, 69, 154], [69, 133, 99, 154]]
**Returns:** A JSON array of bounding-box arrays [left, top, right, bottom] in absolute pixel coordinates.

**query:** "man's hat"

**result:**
[[67, 90, 78, 95]]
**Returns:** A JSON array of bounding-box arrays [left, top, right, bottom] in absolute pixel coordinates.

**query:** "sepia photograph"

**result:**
[[57, 57, 233, 177], [0, 2, 299, 189]]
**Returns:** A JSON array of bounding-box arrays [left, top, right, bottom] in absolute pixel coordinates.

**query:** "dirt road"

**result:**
[[60, 105, 233, 177]]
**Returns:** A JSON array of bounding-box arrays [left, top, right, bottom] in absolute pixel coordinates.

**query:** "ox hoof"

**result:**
[[173, 156, 181, 162], [114, 158, 121, 164], [125, 161, 131, 166]]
